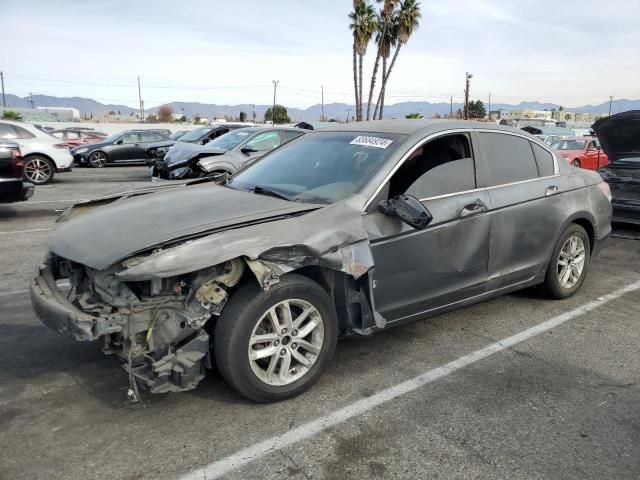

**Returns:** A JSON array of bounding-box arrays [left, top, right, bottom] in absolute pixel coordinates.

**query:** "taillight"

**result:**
[[11, 148, 24, 176], [53, 143, 69, 149], [597, 182, 612, 202]]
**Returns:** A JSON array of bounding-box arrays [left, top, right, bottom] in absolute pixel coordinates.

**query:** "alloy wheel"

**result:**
[[557, 235, 586, 289], [89, 152, 107, 168], [248, 299, 324, 386], [571, 159, 581, 168], [24, 158, 52, 184]]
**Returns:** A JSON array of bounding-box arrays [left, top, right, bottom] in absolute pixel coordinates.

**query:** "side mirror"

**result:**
[[201, 138, 210, 145], [116, 139, 123, 145], [378, 195, 433, 230], [241, 146, 258, 154]]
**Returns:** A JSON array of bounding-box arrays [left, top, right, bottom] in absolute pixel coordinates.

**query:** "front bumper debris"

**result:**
[[31, 263, 102, 341]]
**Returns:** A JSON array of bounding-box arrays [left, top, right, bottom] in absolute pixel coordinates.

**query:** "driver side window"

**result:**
[[120, 133, 139, 144], [388, 133, 476, 200], [245, 131, 281, 151]]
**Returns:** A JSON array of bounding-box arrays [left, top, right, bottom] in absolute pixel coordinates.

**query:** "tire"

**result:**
[[571, 159, 581, 168], [542, 224, 590, 299], [214, 274, 338, 403], [88, 151, 108, 168], [23, 156, 55, 185]]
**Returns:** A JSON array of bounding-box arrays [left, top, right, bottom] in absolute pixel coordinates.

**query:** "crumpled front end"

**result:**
[[31, 253, 246, 393]]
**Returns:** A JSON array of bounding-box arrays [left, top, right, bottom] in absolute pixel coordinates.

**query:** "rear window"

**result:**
[[531, 142, 555, 177], [479, 133, 539, 186]]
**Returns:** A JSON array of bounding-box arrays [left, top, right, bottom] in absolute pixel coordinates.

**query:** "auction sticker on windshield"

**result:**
[[350, 136, 394, 149]]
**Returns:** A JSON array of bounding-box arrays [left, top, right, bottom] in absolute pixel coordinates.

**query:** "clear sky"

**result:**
[[1, 0, 638, 109]]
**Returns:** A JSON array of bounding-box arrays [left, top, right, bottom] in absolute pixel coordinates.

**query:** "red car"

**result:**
[[550, 136, 608, 170], [50, 129, 107, 149]]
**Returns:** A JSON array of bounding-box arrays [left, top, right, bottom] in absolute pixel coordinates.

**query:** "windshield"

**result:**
[[229, 131, 404, 204], [170, 131, 187, 140], [102, 133, 122, 143], [551, 140, 586, 150], [208, 129, 254, 150], [178, 127, 212, 142]]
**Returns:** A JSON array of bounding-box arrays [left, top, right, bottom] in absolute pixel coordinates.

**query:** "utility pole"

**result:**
[[321, 85, 325, 121], [138, 76, 144, 123], [0, 71, 5, 107], [488, 92, 491, 120], [450, 96, 453, 118], [464, 72, 473, 120], [29, 92, 35, 109], [608, 95, 614, 116], [272, 80, 279, 125]]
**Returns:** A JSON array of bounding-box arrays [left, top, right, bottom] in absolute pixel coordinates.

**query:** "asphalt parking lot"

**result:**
[[1, 167, 639, 480]]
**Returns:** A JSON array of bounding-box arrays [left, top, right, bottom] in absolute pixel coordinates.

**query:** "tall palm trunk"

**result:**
[[376, 43, 402, 120], [358, 54, 364, 121], [373, 56, 387, 119], [352, 42, 359, 121], [366, 51, 382, 120]]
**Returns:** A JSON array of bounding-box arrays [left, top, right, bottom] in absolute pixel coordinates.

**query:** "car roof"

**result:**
[[316, 119, 525, 136]]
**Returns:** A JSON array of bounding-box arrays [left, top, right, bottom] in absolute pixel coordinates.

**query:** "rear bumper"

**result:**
[[0, 179, 34, 203]]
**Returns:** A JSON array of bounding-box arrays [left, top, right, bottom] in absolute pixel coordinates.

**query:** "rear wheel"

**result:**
[[543, 224, 590, 299], [23, 156, 55, 184], [88, 151, 108, 168], [571, 159, 581, 168], [214, 274, 338, 403]]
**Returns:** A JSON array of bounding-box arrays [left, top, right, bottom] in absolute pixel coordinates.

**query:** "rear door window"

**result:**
[[0, 123, 16, 138], [531, 142, 555, 177], [13, 126, 36, 139], [479, 133, 539, 186]]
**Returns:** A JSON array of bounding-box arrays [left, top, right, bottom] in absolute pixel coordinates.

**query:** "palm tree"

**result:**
[[373, 10, 398, 119], [349, 1, 376, 121], [376, 0, 421, 119], [366, 0, 398, 120]]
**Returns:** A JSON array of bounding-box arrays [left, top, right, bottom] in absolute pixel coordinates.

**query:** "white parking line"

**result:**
[[0, 228, 53, 235], [179, 279, 640, 480], [0, 289, 29, 297]]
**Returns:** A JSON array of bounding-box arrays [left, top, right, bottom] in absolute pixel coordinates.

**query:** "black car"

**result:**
[[71, 130, 170, 167], [152, 127, 305, 180], [144, 124, 249, 164], [595, 110, 640, 225], [0, 140, 34, 203], [32, 120, 611, 402]]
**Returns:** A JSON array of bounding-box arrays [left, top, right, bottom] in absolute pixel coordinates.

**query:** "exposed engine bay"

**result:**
[[40, 254, 247, 394]]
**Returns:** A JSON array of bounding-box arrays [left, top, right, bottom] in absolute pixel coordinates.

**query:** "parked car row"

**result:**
[[150, 126, 306, 180]]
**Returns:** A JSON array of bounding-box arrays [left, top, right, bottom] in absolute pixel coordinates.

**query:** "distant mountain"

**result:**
[[3, 93, 639, 121]]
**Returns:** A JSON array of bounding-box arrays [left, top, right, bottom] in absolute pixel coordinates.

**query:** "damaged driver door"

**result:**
[[363, 132, 491, 324]]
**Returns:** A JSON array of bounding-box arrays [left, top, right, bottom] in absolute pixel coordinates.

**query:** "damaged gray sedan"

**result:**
[[31, 120, 612, 403]]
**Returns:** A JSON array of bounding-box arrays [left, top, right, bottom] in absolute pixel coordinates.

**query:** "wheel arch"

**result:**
[[23, 152, 56, 167]]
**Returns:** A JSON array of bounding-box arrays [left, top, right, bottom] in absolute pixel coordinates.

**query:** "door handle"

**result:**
[[460, 200, 488, 218], [545, 186, 560, 196]]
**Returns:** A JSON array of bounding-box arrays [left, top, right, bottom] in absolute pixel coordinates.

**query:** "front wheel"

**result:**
[[88, 151, 108, 168], [571, 159, 581, 168], [543, 224, 590, 299], [214, 274, 338, 403]]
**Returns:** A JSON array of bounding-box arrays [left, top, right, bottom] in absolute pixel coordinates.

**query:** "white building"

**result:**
[[37, 106, 80, 120]]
